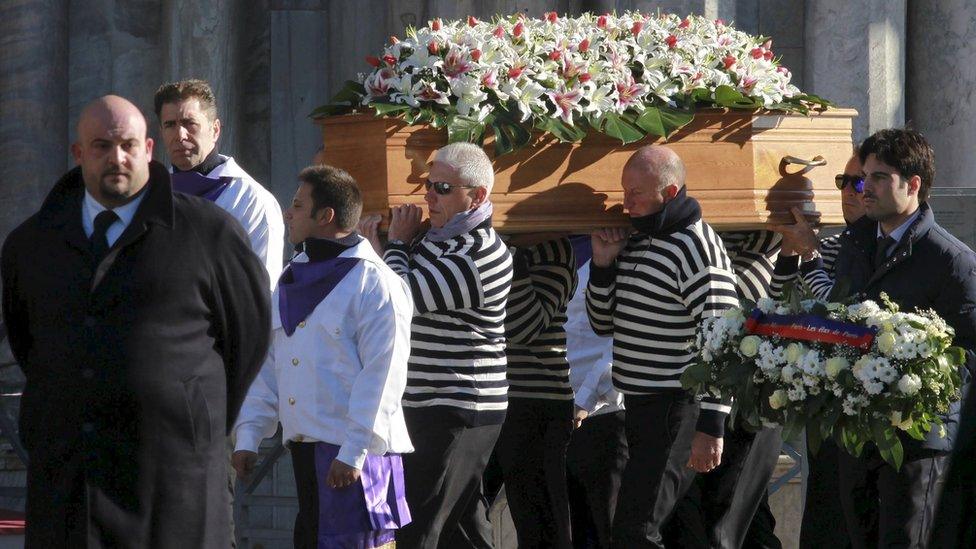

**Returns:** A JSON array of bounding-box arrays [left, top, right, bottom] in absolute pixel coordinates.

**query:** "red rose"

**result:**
[[579, 72, 592, 83], [579, 38, 590, 53], [679, 18, 690, 28], [468, 15, 478, 27], [665, 34, 678, 48], [546, 11, 558, 23], [750, 47, 764, 59], [493, 25, 505, 38], [431, 18, 442, 31], [382, 54, 397, 66], [597, 14, 608, 28], [365, 55, 381, 67], [471, 49, 482, 62], [508, 66, 524, 79], [549, 50, 562, 61], [722, 55, 736, 69], [428, 41, 439, 54], [632, 20, 644, 36], [763, 50, 773, 61]]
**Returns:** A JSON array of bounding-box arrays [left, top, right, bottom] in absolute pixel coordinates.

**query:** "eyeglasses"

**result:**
[[425, 179, 479, 195], [835, 174, 865, 193]]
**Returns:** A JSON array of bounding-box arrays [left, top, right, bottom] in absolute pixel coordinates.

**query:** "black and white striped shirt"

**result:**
[[771, 233, 843, 300], [586, 219, 739, 434], [504, 238, 577, 406], [720, 231, 782, 303], [383, 219, 513, 426]]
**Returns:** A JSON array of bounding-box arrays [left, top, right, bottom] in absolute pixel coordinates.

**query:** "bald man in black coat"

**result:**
[[1, 95, 270, 547]]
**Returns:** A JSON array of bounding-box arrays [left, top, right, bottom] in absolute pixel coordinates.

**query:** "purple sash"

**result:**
[[170, 171, 233, 202], [314, 442, 411, 548], [278, 258, 361, 336]]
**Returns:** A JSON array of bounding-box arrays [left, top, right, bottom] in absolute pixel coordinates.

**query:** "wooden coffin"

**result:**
[[315, 108, 857, 232]]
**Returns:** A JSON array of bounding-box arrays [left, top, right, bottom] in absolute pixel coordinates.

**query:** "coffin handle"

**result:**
[[782, 155, 827, 167]]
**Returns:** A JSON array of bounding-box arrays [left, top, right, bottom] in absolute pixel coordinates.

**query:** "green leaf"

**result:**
[[309, 80, 366, 118], [371, 102, 412, 116], [537, 117, 587, 143], [635, 106, 695, 139], [490, 115, 532, 156], [680, 362, 711, 391], [601, 113, 645, 144], [447, 115, 487, 144], [714, 85, 760, 109], [945, 346, 967, 366]]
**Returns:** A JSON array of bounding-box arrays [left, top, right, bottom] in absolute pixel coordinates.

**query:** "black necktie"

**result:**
[[91, 210, 119, 263], [873, 235, 895, 270]]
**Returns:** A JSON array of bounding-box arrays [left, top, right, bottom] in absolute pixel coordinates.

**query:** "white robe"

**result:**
[[234, 237, 415, 469]]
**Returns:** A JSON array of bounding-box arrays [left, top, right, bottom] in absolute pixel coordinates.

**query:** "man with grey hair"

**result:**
[[586, 145, 740, 548], [382, 142, 513, 548]]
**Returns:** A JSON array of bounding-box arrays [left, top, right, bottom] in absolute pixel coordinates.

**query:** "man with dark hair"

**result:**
[[153, 78, 284, 284], [827, 128, 976, 548], [232, 165, 414, 548], [1, 95, 271, 546]]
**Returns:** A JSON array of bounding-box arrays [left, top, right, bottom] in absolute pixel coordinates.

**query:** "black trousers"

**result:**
[[566, 410, 628, 549], [663, 424, 782, 549], [799, 438, 851, 548], [838, 445, 948, 549], [398, 407, 501, 549], [496, 401, 575, 549], [611, 393, 698, 548]]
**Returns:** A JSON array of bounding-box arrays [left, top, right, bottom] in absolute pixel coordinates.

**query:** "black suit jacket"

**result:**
[[830, 202, 976, 453], [1, 161, 271, 548]]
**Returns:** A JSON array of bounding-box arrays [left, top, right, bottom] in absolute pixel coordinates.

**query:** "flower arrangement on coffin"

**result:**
[[312, 11, 831, 156], [681, 290, 965, 469]]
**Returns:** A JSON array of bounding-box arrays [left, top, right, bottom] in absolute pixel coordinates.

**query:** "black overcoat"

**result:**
[[830, 202, 976, 453], [0, 161, 271, 547]]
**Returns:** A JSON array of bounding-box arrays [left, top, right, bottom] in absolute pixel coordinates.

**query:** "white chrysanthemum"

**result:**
[[897, 373, 922, 395]]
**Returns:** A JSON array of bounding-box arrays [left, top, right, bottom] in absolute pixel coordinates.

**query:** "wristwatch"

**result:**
[[387, 239, 405, 246], [801, 248, 821, 263]]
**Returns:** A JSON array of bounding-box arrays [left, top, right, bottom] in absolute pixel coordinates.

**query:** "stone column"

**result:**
[[0, 0, 70, 239], [907, 0, 976, 188], [805, 0, 906, 142]]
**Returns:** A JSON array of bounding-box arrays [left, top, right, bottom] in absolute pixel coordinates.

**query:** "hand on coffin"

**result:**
[[591, 227, 630, 267], [768, 207, 819, 258], [388, 204, 424, 243], [357, 213, 384, 254], [687, 431, 724, 473]]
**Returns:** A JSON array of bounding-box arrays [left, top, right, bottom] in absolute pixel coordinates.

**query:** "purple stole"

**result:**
[[314, 442, 411, 546], [277, 257, 361, 336], [170, 170, 233, 202]]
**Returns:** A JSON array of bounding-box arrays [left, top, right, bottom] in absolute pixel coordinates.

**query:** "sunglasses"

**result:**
[[835, 174, 865, 193], [425, 179, 478, 195]]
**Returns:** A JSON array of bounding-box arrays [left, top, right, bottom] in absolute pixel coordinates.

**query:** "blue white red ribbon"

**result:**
[[744, 309, 877, 350]]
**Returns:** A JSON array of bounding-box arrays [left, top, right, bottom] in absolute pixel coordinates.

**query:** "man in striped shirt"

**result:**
[[587, 145, 740, 548], [770, 152, 864, 549], [496, 235, 577, 548], [382, 142, 513, 549]]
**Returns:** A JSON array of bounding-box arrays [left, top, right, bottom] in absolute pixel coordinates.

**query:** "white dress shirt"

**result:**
[[234, 237, 415, 469], [564, 260, 623, 416], [877, 208, 923, 258], [82, 189, 146, 247]]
